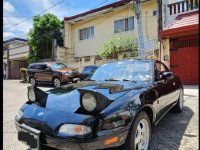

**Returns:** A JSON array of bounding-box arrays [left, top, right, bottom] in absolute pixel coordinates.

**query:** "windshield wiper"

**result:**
[[85, 78, 95, 81], [105, 78, 136, 82], [105, 78, 121, 81], [122, 79, 136, 83]]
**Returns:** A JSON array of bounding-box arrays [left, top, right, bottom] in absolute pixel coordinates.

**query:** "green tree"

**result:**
[[98, 34, 138, 58], [27, 13, 63, 63]]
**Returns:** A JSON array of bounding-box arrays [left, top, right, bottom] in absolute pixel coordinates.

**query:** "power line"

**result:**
[[5, 1, 158, 40], [3, 0, 111, 18], [3, 0, 65, 29], [90, 0, 111, 10]]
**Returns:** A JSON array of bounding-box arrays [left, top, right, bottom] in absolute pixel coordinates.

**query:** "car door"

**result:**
[[152, 64, 170, 118], [154, 61, 178, 113], [34, 65, 43, 81], [39, 65, 53, 82]]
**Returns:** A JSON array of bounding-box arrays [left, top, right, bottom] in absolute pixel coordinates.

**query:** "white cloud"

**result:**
[[3, 1, 15, 13], [3, 32, 16, 38], [3, 16, 33, 33], [3, 0, 89, 38]]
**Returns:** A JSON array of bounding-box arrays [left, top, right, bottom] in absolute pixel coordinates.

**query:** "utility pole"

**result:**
[[134, 0, 145, 59]]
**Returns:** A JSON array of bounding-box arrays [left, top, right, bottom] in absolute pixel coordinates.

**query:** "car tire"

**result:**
[[72, 80, 78, 83], [124, 111, 151, 150], [30, 77, 37, 86], [173, 88, 184, 112], [53, 77, 62, 87]]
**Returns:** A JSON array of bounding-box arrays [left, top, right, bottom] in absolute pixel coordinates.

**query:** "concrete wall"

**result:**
[[65, 50, 158, 72], [9, 45, 29, 60], [160, 39, 170, 68], [64, 0, 158, 58]]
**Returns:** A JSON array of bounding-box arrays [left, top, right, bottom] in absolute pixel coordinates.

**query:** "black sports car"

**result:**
[[15, 59, 184, 150]]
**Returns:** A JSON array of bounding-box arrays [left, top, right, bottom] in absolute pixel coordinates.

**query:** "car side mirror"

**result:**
[[162, 72, 174, 81], [45, 67, 51, 71]]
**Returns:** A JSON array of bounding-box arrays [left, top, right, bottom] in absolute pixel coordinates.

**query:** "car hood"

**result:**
[[44, 81, 149, 113]]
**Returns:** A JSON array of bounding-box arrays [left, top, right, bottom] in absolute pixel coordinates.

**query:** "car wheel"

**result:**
[[72, 80, 78, 83], [30, 77, 37, 86], [53, 78, 61, 87], [173, 88, 184, 112], [124, 111, 151, 150]]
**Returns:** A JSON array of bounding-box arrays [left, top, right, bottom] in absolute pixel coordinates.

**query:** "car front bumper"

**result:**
[[15, 118, 129, 150], [61, 75, 79, 83]]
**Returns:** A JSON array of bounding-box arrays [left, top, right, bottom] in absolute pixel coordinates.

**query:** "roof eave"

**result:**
[[160, 24, 199, 38]]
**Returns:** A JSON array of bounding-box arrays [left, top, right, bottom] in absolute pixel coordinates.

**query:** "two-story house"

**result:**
[[63, 0, 159, 61], [3, 37, 30, 79], [160, 0, 199, 84]]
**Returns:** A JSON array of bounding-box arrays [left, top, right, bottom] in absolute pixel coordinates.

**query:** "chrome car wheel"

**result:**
[[179, 89, 184, 110], [134, 119, 150, 150], [53, 78, 61, 87], [173, 88, 184, 112]]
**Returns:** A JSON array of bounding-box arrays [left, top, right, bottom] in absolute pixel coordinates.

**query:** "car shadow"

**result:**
[[36, 83, 54, 88], [35, 83, 71, 88], [149, 106, 194, 150], [107, 106, 194, 150]]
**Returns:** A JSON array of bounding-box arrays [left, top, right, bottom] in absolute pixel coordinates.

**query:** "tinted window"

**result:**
[[155, 62, 169, 81], [28, 65, 37, 70], [50, 63, 67, 70], [35, 65, 44, 70], [82, 66, 97, 74], [155, 62, 168, 72]]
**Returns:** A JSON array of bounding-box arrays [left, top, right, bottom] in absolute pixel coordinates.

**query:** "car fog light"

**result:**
[[59, 124, 91, 135]]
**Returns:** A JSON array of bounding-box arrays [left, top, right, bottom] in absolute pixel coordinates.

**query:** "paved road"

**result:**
[[3, 80, 199, 150]]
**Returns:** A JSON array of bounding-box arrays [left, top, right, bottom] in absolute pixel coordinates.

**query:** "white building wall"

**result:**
[[9, 45, 29, 60]]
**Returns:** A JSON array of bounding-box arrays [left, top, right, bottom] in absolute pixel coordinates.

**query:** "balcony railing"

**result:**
[[168, 0, 199, 15]]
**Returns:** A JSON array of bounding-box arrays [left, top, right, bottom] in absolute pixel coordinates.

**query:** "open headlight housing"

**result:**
[[27, 86, 48, 106], [27, 87, 36, 102], [82, 93, 97, 112], [79, 90, 112, 115], [59, 124, 91, 136]]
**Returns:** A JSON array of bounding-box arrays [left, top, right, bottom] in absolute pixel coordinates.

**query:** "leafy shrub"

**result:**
[[98, 34, 138, 58], [20, 68, 27, 74], [20, 68, 28, 82]]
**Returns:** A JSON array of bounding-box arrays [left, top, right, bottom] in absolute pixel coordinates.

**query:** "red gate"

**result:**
[[170, 35, 199, 85]]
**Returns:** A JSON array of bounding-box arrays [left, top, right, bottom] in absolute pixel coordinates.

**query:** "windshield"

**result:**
[[50, 63, 67, 70], [82, 66, 98, 74], [91, 60, 152, 82]]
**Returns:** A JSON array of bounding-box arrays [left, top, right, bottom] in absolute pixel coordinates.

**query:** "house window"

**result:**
[[79, 26, 94, 40], [114, 16, 134, 33]]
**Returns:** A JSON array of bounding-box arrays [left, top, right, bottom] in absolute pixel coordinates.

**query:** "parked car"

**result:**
[[27, 62, 79, 87], [79, 65, 98, 81], [15, 59, 184, 150]]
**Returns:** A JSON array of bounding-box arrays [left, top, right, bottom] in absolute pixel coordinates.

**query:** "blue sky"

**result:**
[[3, 0, 119, 39]]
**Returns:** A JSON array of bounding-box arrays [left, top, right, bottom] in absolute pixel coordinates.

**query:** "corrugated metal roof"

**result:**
[[165, 10, 199, 30]]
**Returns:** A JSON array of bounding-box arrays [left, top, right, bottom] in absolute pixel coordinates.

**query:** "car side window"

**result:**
[[155, 62, 168, 81], [42, 65, 48, 70], [35, 65, 43, 70]]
